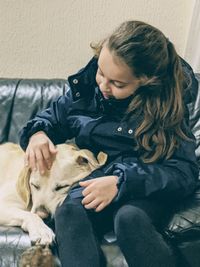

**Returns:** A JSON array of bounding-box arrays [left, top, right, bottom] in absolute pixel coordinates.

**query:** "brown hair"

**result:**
[[91, 21, 190, 163]]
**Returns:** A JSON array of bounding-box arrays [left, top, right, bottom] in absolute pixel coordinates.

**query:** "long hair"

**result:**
[[91, 21, 190, 163]]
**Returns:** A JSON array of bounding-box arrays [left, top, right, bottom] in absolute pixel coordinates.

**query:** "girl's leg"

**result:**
[[54, 196, 106, 267], [114, 200, 176, 267]]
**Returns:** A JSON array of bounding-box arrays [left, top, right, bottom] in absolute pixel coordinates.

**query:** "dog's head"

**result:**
[[17, 143, 107, 218]]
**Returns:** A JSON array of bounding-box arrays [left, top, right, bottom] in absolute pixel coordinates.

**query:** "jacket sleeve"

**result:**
[[86, 129, 199, 202], [19, 88, 75, 150]]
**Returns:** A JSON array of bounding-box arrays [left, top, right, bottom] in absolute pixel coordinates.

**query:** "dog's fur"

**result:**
[[0, 142, 107, 245]]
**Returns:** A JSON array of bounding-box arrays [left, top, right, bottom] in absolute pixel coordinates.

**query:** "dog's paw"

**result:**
[[30, 224, 55, 245], [22, 214, 55, 245]]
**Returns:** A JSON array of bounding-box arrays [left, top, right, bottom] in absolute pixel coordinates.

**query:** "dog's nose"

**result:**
[[35, 205, 50, 219]]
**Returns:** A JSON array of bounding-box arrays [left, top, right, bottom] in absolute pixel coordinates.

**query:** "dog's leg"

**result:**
[[0, 207, 55, 245]]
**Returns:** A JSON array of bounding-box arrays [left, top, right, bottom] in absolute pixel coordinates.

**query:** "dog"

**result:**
[[0, 142, 107, 245]]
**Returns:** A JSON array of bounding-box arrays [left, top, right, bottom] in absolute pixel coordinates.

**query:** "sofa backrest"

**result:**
[[0, 76, 199, 167], [0, 78, 67, 144]]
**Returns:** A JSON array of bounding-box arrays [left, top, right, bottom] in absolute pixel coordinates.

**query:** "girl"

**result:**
[[20, 21, 198, 267]]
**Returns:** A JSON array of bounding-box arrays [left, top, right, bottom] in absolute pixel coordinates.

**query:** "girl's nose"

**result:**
[[101, 78, 110, 91], [104, 87, 110, 92]]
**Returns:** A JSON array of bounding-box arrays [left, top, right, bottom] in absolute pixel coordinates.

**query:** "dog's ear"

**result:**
[[96, 152, 107, 166], [77, 150, 107, 169], [16, 167, 32, 209]]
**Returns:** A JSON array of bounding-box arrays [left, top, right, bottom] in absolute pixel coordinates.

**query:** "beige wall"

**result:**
[[0, 0, 195, 78]]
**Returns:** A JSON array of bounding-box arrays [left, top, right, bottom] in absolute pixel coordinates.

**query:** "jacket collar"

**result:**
[[68, 57, 98, 101], [95, 86, 133, 116]]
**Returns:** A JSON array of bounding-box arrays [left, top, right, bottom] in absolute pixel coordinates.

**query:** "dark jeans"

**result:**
[[54, 196, 176, 267]]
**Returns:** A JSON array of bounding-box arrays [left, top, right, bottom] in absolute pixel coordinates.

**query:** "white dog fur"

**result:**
[[0, 142, 107, 245]]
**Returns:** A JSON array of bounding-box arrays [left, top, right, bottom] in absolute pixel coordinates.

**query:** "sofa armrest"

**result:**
[[0, 226, 30, 267], [165, 183, 200, 242]]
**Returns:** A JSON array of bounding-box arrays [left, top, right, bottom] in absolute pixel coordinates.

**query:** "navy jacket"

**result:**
[[20, 57, 199, 203]]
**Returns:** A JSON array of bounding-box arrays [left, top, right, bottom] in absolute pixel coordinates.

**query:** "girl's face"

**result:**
[[96, 45, 141, 100]]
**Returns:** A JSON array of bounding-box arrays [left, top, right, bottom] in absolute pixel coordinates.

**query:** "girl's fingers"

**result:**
[[49, 142, 58, 154], [82, 193, 95, 205], [28, 149, 37, 171], [35, 149, 46, 174], [79, 180, 93, 187], [42, 146, 53, 169], [24, 142, 57, 174], [81, 184, 95, 197], [84, 199, 100, 210], [95, 203, 105, 212]]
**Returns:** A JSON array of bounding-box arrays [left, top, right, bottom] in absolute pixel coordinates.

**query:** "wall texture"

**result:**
[[0, 0, 195, 78]]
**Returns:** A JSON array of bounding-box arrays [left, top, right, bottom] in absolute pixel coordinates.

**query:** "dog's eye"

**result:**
[[76, 156, 88, 165], [55, 184, 70, 191], [31, 183, 40, 190]]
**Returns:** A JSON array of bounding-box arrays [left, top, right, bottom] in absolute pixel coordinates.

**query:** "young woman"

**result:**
[[20, 21, 198, 267]]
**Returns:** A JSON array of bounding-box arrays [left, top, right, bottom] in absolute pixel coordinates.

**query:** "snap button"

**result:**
[[117, 127, 122, 132], [73, 79, 79, 84], [75, 92, 80, 97], [128, 129, 133, 134]]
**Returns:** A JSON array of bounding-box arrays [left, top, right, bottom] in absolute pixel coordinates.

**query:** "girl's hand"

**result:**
[[80, 176, 118, 212], [25, 131, 57, 175]]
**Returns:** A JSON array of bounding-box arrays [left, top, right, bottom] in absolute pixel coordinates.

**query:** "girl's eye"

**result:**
[[112, 82, 125, 89]]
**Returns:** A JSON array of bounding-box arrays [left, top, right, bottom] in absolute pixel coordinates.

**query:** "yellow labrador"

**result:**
[[0, 142, 107, 245]]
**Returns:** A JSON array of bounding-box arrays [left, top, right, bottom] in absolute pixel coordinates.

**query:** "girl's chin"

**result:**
[[102, 92, 114, 99], [103, 93, 110, 99]]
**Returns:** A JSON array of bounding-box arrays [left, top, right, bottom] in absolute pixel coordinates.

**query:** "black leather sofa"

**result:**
[[0, 75, 199, 267]]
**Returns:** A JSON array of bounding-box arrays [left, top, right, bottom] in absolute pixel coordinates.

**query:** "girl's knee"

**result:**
[[114, 205, 150, 233], [54, 197, 95, 244], [54, 197, 84, 225]]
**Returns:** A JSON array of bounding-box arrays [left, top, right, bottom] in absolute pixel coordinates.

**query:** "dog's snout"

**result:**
[[34, 205, 50, 219]]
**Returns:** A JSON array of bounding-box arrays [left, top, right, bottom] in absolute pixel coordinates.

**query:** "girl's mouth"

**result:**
[[102, 92, 112, 99]]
